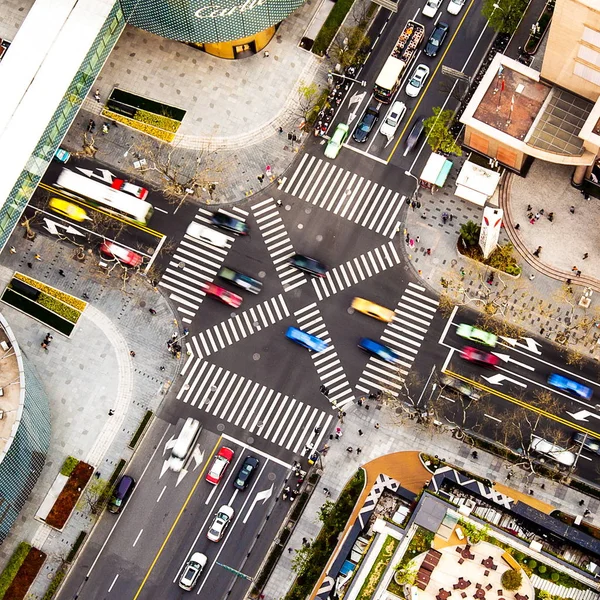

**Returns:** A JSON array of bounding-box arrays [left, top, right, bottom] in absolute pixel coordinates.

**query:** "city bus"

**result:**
[[168, 418, 202, 472], [55, 169, 154, 226]]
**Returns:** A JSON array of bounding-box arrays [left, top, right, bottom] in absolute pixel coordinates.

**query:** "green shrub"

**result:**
[[134, 109, 181, 133], [312, 0, 357, 55], [66, 532, 86, 563], [0, 542, 32, 598], [42, 567, 66, 600], [538, 565, 547, 574], [102, 110, 176, 143], [514, 551, 525, 562], [501, 569, 523, 590], [129, 411, 153, 448], [551, 573, 559, 582], [528, 560, 537, 570], [61, 456, 79, 477], [37, 292, 81, 323], [13, 273, 86, 310]]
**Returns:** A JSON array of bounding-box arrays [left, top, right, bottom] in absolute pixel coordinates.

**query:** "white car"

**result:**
[[178, 552, 207, 591], [422, 0, 442, 17], [207, 505, 234, 542], [405, 64, 430, 98], [380, 101, 407, 138], [447, 0, 465, 14]]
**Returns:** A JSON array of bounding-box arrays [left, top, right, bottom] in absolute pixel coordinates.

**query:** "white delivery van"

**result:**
[[168, 418, 202, 472]]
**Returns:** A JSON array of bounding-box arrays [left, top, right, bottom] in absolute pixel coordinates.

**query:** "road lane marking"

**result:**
[[156, 486, 166, 503], [108, 574, 119, 592], [132, 529, 143, 547]]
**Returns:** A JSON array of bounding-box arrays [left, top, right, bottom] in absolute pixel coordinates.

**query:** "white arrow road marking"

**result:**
[[483, 373, 527, 388], [243, 484, 274, 524], [43, 218, 85, 237], [190, 446, 204, 470], [163, 435, 176, 454], [492, 353, 535, 371], [499, 336, 517, 346], [348, 91, 366, 106], [43, 219, 59, 235], [76, 166, 115, 183], [348, 111, 358, 126], [499, 336, 542, 355], [567, 409, 600, 422], [176, 468, 188, 487]]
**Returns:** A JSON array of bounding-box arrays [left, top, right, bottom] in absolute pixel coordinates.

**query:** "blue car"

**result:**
[[358, 338, 398, 363], [286, 327, 328, 352], [547, 373, 593, 400]]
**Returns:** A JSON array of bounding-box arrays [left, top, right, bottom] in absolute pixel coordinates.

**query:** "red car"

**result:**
[[203, 283, 242, 309], [459, 346, 499, 367], [206, 447, 234, 485], [111, 178, 149, 201], [99, 242, 143, 267]]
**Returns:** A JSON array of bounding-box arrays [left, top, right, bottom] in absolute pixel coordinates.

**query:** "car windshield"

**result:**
[[431, 36, 440, 45], [410, 76, 421, 87]]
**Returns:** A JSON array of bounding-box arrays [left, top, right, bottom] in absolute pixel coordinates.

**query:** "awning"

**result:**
[[455, 161, 501, 205], [420, 153, 453, 188]]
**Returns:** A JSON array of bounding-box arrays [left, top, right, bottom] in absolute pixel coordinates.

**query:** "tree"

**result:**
[[295, 81, 323, 130], [317, 499, 335, 523], [459, 220, 481, 247], [482, 0, 528, 34], [77, 478, 110, 515], [423, 108, 462, 155], [394, 562, 417, 586], [501, 569, 523, 590], [328, 26, 371, 71], [291, 544, 313, 575]]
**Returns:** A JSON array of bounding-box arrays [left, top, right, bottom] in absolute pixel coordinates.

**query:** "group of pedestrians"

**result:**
[[40, 332, 53, 351]]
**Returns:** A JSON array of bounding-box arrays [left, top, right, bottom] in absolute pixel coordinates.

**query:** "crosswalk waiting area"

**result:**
[[357, 283, 439, 397], [294, 303, 355, 409], [312, 241, 401, 301], [252, 198, 308, 292], [178, 358, 333, 454], [158, 206, 249, 323], [279, 153, 405, 238]]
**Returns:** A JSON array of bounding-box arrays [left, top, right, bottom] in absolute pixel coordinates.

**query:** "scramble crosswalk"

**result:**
[[191, 294, 290, 359], [279, 154, 405, 238], [178, 358, 334, 454], [312, 241, 401, 301], [252, 198, 307, 292], [294, 303, 355, 409], [356, 282, 439, 397], [158, 206, 249, 324]]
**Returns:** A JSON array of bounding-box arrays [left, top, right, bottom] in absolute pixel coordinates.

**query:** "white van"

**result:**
[[530, 435, 576, 468], [169, 418, 202, 472], [186, 222, 229, 248]]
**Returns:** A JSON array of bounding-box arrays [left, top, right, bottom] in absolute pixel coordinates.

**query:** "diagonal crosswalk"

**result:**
[[251, 198, 307, 292], [190, 294, 290, 359], [279, 154, 405, 238], [294, 303, 355, 409], [158, 206, 249, 323], [311, 241, 401, 301], [356, 282, 439, 397], [177, 359, 334, 454]]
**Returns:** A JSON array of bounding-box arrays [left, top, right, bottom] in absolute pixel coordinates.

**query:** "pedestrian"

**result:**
[[34, 253, 41, 261], [409, 238, 414, 248], [540, 328, 545, 335], [421, 212, 427, 220], [533, 246, 542, 257], [460, 267, 466, 277], [108, 409, 115, 416], [442, 214, 448, 224], [27, 262, 33, 269], [539, 209, 544, 215], [506, 472, 511, 480], [529, 489, 534, 495], [449, 213, 454, 222], [41, 341, 48, 351], [426, 248, 431, 255], [529, 218, 535, 225], [94, 89, 101, 102], [365, 404, 370, 410], [576, 270, 582, 277], [356, 447, 362, 455], [358, 429, 364, 436], [405, 233, 410, 244], [149, 308, 157, 315], [130, 350, 136, 357], [515, 224, 520, 230], [374, 422, 380, 429], [276, 199, 282, 206], [570, 205, 575, 214], [288, 547, 293, 554], [471, 450, 478, 459], [584, 509, 591, 517], [159, 366, 165, 371], [529, 274, 535, 280], [9, 246, 16, 254], [278, 126, 283, 134], [346, 446, 353, 453], [535, 212, 540, 220], [263, 50, 270, 57], [540, 483, 545, 490], [526, 204, 532, 212], [314, 426, 321, 434], [45, 333, 53, 342], [583, 253, 589, 259], [416, 236, 420, 244], [572, 265, 578, 272], [566, 278, 572, 285], [258, 174, 265, 183], [102, 123, 109, 134], [579, 499, 585, 506], [87, 119, 96, 133], [323, 487, 329, 495], [58, 269, 65, 276], [358, 397, 364, 406], [548, 212, 554, 222]]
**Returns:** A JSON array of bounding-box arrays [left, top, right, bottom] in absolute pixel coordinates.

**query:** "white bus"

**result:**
[[168, 418, 202, 472], [55, 169, 154, 226]]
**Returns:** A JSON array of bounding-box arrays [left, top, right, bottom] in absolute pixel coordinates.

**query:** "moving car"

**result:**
[[218, 267, 262, 294], [211, 212, 249, 235], [325, 123, 349, 159], [48, 198, 88, 222], [234, 456, 260, 490], [206, 446, 235, 485], [289, 254, 327, 277], [108, 475, 135, 514], [207, 505, 235, 542], [99, 241, 143, 267], [447, 0, 465, 14], [358, 338, 398, 363], [110, 178, 149, 200], [422, 0, 442, 17], [440, 374, 481, 400], [572, 432, 600, 454], [351, 297, 395, 323], [424, 22, 449, 57], [203, 283, 243, 309], [352, 106, 380, 143], [405, 64, 430, 98], [456, 324, 497, 347], [529, 435, 576, 468], [547, 373, 593, 400], [404, 117, 425, 153], [459, 346, 499, 368], [286, 327, 329, 353], [380, 101, 407, 138], [186, 222, 229, 248], [178, 552, 207, 590]]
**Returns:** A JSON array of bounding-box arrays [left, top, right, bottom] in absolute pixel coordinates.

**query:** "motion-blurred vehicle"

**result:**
[[233, 456, 260, 490], [447, 0, 465, 14], [351, 298, 395, 323], [459, 346, 499, 367], [358, 338, 398, 363], [405, 64, 430, 98], [380, 101, 407, 138], [440, 374, 481, 400], [178, 552, 207, 590], [211, 212, 249, 235], [572, 432, 600, 455], [404, 117, 425, 153], [456, 324, 497, 347], [186, 222, 230, 248], [49, 198, 88, 222], [352, 106, 380, 143], [424, 22, 449, 57], [289, 254, 327, 277], [206, 446, 234, 485], [207, 505, 234, 542], [218, 267, 262, 294], [529, 435, 576, 468], [286, 327, 329, 352], [99, 241, 143, 267], [203, 283, 243, 308], [110, 178, 149, 200], [422, 0, 442, 17], [547, 373, 593, 400], [325, 123, 349, 159]]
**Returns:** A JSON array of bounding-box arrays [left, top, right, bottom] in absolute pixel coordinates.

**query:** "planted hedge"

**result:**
[[129, 411, 153, 449], [60, 456, 79, 477], [13, 274, 86, 310], [312, 0, 356, 55], [3, 546, 46, 600], [103, 110, 176, 143], [0, 543, 31, 599]]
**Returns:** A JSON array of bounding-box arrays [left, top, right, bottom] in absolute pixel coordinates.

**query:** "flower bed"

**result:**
[[458, 239, 521, 276], [102, 110, 177, 143], [45, 461, 94, 530], [357, 535, 399, 600], [2, 546, 46, 600], [13, 273, 86, 310], [524, 0, 554, 55]]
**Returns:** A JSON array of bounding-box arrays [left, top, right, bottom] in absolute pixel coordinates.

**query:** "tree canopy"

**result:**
[[423, 108, 462, 156], [482, 0, 528, 34]]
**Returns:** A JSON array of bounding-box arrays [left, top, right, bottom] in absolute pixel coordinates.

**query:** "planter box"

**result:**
[[4, 547, 46, 600], [524, 1, 554, 55]]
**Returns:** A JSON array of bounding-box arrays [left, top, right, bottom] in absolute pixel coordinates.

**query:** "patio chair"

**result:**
[[476, 584, 482, 590], [481, 560, 487, 565], [454, 585, 461, 590], [484, 570, 490, 577], [461, 594, 467, 599], [456, 547, 463, 553], [491, 565, 498, 571], [458, 558, 464, 565], [486, 584, 493, 591], [497, 590, 503, 595]]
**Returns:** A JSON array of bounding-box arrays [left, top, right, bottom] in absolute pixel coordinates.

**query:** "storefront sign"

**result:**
[[195, 0, 268, 18]]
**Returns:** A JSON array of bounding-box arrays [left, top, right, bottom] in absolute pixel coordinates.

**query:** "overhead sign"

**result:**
[[441, 66, 471, 82]]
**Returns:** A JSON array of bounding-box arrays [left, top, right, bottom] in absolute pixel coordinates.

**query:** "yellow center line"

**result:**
[[444, 369, 600, 439], [386, 0, 478, 163], [132, 437, 222, 600]]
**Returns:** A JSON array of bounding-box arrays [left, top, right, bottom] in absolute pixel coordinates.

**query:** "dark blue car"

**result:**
[[286, 327, 329, 352], [358, 338, 398, 363]]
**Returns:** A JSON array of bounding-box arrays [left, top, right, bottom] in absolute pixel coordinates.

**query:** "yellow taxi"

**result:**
[[351, 297, 395, 323], [48, 198, 89, 222]]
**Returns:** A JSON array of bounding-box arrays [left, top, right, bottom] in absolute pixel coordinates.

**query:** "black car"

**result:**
[[290, 254, 327, 277], [404, 117, 425, 153], [234, 456, 260, 490], [572, 432, 600, 455], [352, 106, 380, 143], [424, 22, 449, 57], [211, 212, 249, 235]]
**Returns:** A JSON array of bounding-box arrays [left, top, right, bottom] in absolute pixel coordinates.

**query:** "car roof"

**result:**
[[190, 552, 207, 565], [218, 446, 234, 459], [218, 504, 234, 517]]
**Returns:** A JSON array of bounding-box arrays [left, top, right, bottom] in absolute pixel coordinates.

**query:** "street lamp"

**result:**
[[328, 71, 366, 87], [404, 170, 420, 200]]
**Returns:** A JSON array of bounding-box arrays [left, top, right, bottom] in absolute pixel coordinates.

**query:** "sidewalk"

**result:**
[[0, 231, 181, 596]]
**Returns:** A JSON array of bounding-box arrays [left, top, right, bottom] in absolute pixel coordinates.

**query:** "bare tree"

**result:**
[[327, 25, 371, 71], [77, 478, 110, 515]]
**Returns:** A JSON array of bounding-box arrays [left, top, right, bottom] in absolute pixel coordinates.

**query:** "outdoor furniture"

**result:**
[[475, 589, 486, 599], [458, 558, 464, 565], [486, 584, 493, 591], [454, 585, 461, 590], [437, 590, 451, 600], [491, 565, 498, 571], [476, 584, 482, 590], [498, 591, 504, 596], [462, 594, 467, 599], [456, 546, 464, 553], [484, 570, 490, 577]]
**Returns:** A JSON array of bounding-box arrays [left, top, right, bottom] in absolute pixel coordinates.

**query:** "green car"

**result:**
[[324, 123, 349, 159], [218, 267, 262, 294], [456, 324, 497, 347]]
